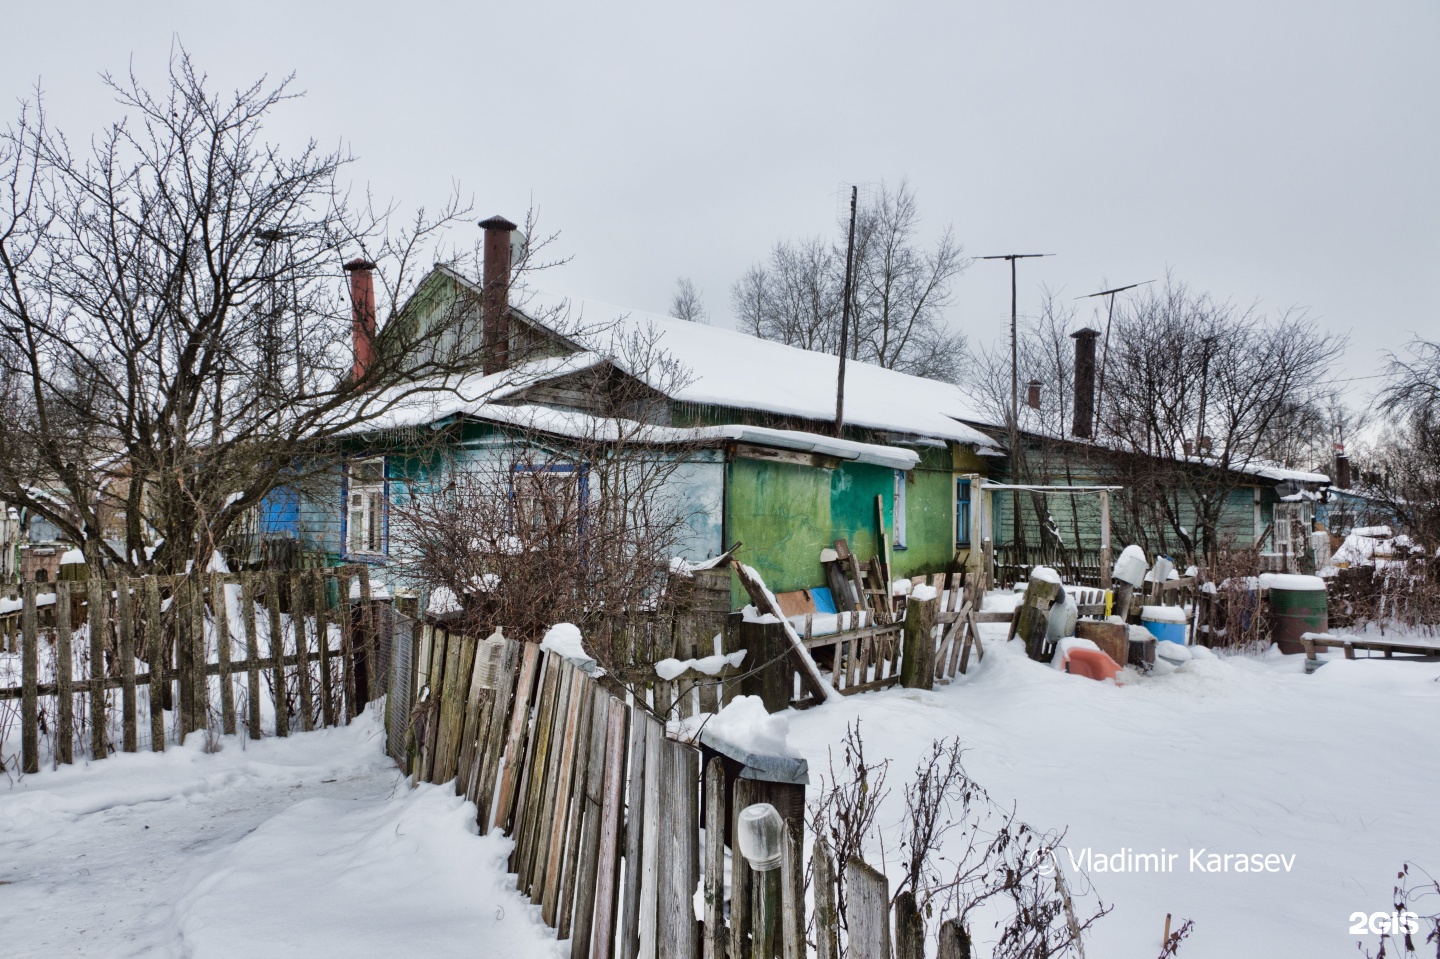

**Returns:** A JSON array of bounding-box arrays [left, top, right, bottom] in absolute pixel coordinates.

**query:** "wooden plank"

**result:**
[[959, 607, 984, 674], [476, 639, 522, 830], [570, 688, 613, 959], [494, 642, 541, 833], [290, 571, 313, 732], [729, 777, 755, 959], [546, 674, 593, 927], [637, 713, 662, 959], [702, 758, 726, 959], [56, 580, 74, 764], [358, 566, 377, 705], [512, 654, 559, 879], [20, 582, 39, 774], [189, 575, 210, 734], [88, 577, 109, 759], [780, 821, 804, 959], [336, 573, 355, 721], [419, 627, 448, 784], [434, 629, 469, 783], [591, 697, 630, 959], [559, 683, 603, 940], [212, 575, 235, 736], [731, 562, 833, 704], [813, 837, 839, 959], [658, 737, 700, 959], [845, 858, 892, 959], [530, 662, 576, 903], [313, 571, 334, 727], [117, 577, 138, 752], [240, 575, 262, 740], [619, 700, 649, 959], [266, 572, 288, 737], [145, 577, 167, 750], [455, 635, 492, 799]]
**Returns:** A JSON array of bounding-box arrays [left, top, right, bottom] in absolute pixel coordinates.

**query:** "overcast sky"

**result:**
[[6, 1, 1436, 405]]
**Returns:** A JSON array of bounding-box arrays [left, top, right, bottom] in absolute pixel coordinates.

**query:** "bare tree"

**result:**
[[669, 277, 708, 323], [730, 180, 969, 382], [388, 327, 704, 666], [1372, 337, 1440, 550], [0, 51, 564, 576], [1096, 279, 1344, 561]]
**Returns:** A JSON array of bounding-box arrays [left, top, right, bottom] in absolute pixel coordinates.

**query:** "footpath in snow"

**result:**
[[785, 628, 1440, 958], [0, 708, 563, 959]]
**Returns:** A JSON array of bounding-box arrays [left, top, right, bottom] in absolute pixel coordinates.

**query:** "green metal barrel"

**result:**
[[1269, 585, 1328, 654]]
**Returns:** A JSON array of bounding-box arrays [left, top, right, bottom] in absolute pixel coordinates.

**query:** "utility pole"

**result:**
[[1077, 280, 1150, 439], [834, 186, 859, 437], [979, 253, 1051, 547]]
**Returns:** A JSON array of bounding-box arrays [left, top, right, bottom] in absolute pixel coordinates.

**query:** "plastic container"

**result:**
[[1262, 574, 1328, 655], [1112, 545, 1148, 588], [1140, 605, 1188, 645]]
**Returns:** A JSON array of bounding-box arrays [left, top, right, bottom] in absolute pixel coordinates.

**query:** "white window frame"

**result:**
[[893, 469, 908, 550], [347, 458, 386, 556]]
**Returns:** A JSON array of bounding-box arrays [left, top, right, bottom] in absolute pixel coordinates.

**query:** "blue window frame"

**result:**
[[956, 478, 972, 546]]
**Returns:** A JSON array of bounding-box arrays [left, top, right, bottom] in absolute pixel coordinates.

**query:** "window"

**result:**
[[510, 463, 583, 539], [956, 478, 972, 546], [893, 470, 908, 549], [347, 459, 385, 556]]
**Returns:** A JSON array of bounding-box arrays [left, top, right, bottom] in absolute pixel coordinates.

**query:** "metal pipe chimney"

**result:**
[[344, 258, 377, 383]]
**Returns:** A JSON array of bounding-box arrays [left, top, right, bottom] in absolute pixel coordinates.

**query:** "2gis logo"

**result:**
[[1350, 911, 1421, 936]]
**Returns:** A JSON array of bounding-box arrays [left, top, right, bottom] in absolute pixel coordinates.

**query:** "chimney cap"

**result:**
[[343, 258, 377, 272], [479, 215, 518, 232], [1070, 327, 1101, 339]]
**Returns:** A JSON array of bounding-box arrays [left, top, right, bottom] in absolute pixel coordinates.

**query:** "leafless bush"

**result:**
[[1358, 863, 1440, 958], [809, 724, 1109, 958], [1204, 548, 1271, 653], [1158, 916, 1195, 957]]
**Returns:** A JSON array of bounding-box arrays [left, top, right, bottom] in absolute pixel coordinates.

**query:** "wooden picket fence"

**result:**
[[398, 616, 938, 959], [0, 565, 386, 775]]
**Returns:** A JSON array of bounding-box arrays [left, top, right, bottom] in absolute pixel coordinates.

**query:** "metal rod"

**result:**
[[835, 186, 858, 437]]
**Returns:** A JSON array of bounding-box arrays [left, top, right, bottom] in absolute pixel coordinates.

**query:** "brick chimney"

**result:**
[[479, 215, 518, 375], [344, 258, 378, 382], [1026, 380, 1042, 410], [1334, 444, 1352, 489], [1070, 327, 1100, 439]]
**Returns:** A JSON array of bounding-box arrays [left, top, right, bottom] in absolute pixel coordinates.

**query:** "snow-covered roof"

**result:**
[[464, 404, 921, 470], [513, 290, 994, 448]]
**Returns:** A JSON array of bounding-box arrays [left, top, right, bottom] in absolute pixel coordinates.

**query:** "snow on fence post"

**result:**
[[899, 591, 938, 690], [845, 857, 892, 959], [20, 581, 39, 774], [87, 576, 109, 758], [56, 579, 74, 764]]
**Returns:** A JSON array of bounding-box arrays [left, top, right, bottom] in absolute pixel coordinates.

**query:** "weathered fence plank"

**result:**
[[336, 573, 355, 720], [475, 639, 521, 829], [21, 582, 39, 774], [267, 572, 288, 737], [117, 577, 138, 752], [212, 575, 235, 736], [512, 655, 559, 880], [291, 571, 313, 731], [729, 776, 755, 959], [494, 642, 541, 832], [658, 737, 700, 959], [619, 700, 649, 959], [88, 577, 109, 759], [146, 576, 167, 750], [813, 837, 839, 959], [241, 575, 262, 740], [419, 627, 448, 784], [845, 858, 892, 959], [702, 757, 727, 959], [781, 821, 805, 959], [568, 687, 611, 954], [313, 571, 334, 727], [358, 566, 377, 704], [530, 663, 576, 903], [547, 675, 593, 929], [56, 580, 74, 764], [188, 576, 209, 734], [591, 696, 629, 959], [637, 713, 663, 959], [434, 629, 468, 782]]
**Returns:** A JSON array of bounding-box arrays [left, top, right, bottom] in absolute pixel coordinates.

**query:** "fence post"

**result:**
[[240, 575, 262, 739], [313, 571, 335, 727], [736, 618, 789, 713], [893, 890, 923, 959], [267, 571, 288, 737], [145, 576, 166, 751], [188, 575, 210, 736], [213, 574, 235, 736], [358, 566, 377, 705], [56, 580, 74, 764], [87, 577, 109, 759], [936, 919, 972, 959], [116, 577, 137, 752], [291, 570, 313, 731], [702, 757, 727, 959], [780, 821, 805, 959], [899, 593, 937, 690], [20, 581, 39, 774]]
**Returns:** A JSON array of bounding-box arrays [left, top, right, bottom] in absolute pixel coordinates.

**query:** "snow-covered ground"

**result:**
[[786, 627, 1440, 957], [0, 707, 563, 959]]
